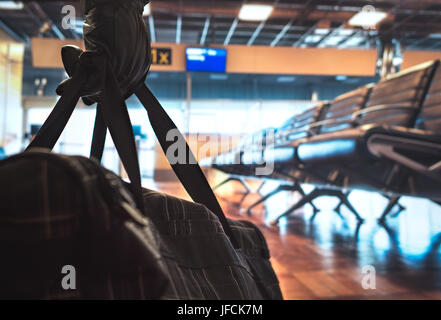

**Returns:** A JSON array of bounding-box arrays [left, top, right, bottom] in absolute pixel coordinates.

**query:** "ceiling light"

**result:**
[[305, 35, 321, 43], [338, 29, 354, 36], [210, 74, 228, 81], [315, 28, 330, 35], [238, 4, 273, 22], [335, 75, 348, 81], [0, 1, 23, 10], [277, 76, 296, 83], [342, 37, 363, 47], [323, 36, 344, 46], [143, 3, 151, 16], [348, 6, 387, 29]]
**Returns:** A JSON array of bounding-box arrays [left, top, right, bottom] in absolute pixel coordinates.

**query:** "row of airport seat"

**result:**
[[201, 60, 441, 225]]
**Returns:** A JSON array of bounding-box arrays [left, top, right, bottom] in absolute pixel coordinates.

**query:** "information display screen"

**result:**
[[186, 48, 227, 73]]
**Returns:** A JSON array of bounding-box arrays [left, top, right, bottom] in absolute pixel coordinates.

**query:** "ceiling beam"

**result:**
[[22, 4, 44, 34], [27, 3, 65, 40], [148, 15, 156, 43], [337, 30, 362, 48], [315, 25, 344, 48], [154, 4, 441, 19], [152, 2, 355, 21], [247, 22, 265, 46], [293, 22, 318, 47], [288, 0, 317, 47], [50, 24, 65, 40], [406, 36, 430, 49], [176, 15, 182, 44], [270, 20, 292, 47], [263, 0, 281, 47], [426, 40, 441, 50], [0, 19, 26, 42], [395, 14, 441, 43], [224, 18, 238, 46], [200, 17, 210, 45]]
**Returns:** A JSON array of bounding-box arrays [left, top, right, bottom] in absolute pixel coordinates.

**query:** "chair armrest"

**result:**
[[281, 126, 310, 136], [367, 133, 441, 182], [352, 104, 417, 119], [278, 119, 348, 140], [308, 118, 351, 130]]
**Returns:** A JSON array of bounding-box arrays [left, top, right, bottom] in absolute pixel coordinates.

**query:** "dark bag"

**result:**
[[0, 151, 168, 299], [11, 0, 283, 299], [142, 189, 282, 299], [0, 151, 281, 299]]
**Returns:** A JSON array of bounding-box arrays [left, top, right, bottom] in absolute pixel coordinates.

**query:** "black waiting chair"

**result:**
[[243, 103, 329, 215], [281, 60, 439, 225], [203, 60, 441, 226], [267, 86, 373, 223]]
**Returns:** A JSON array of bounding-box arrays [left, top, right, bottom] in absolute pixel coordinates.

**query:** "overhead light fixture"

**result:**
[[305, 35, 321, 43], [0, 1, 23, 10], [143, 3, 151, 16], [314, 28, 330, 35], [277, 76, 296, 83], [335, 75, 348, 81], [238, 4, 273, 22], [209, 74, 228, 81], [341, 36, 363, 47], [323, 36, 344, 46], [348, 6, 387, 29], [338, 29, 354, 36]]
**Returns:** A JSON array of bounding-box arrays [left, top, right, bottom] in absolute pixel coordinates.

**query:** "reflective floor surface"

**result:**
[[145, 177, 441, 300]]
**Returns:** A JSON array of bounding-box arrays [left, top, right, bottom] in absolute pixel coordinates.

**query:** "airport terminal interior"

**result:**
[[2, 0, 441, 300]]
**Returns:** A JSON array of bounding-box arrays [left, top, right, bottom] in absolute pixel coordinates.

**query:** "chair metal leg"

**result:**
[[271, 189, 320, 225], [390, 200, 405, 218], [334, 191, 351, 213], [378, 196, 402, 222], [382, 194, 406, 218], [312, 188, 356, 221], [336, 192, 364, 223], [256, 181, 266, 195], [335, 192, 404, 223], [298, 186, 320, 216], [271, 188, 364, 225], [247, 183, 320, 216], [213, 176, 235, 190], [238, 189, 250, 204], [239, 178, 251, 197], [214, 176, 250, 194], [247, 185, 286, 216]]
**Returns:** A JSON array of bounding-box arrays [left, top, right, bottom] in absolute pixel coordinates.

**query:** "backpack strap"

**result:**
[[90, 103, 107, 161], [26, 68, 85, 151], [98, 62, 145, 215], [135, 83, 238, 248], [27, 62, 146, 216]]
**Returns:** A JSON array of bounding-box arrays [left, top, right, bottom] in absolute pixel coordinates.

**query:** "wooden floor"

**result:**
[[146, 177, 441, 300]]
